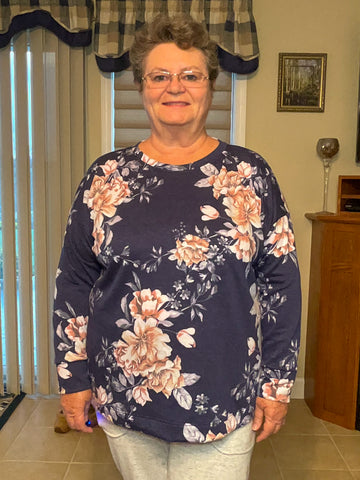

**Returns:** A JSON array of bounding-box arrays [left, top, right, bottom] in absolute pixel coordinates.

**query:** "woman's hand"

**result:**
[[60, 389, 93, 433], [252, 396, 288, 442]]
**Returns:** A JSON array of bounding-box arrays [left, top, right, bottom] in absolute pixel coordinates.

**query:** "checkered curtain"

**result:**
[[94, 0, 259, 73], [0, 0, 93, 47], [0, 0, 258, 74]]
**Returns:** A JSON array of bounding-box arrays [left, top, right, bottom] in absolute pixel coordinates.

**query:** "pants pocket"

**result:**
[[96, 412, 130, 439], [210, 423, 255, 456]]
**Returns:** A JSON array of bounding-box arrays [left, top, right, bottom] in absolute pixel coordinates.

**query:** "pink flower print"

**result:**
[[200, 205, 219, 221], [64, 340, 87, 362], [113, 339, 136, 378], [120, 318, 172, 377], [205, 431, 225, 442], [208, 164, 252, 199], [84, 174, 130, 230], [247, 337, 256, 356], [265, 216, 295, 257], [169, 234, 209, 267], [262, 378, 293, 403], [92, 227, 105, 255], [177, 328, 196, 348], [65, 316, 88, 342], [143, 356, 184, 398], [100, 159, 118, 175], [129, 289, 169, 323], [228, 229, 257, 262], [64, 316, 88, 361], [223, 186, 261, 232], [237, 161, 252, 179], [57, 362, 72, 379], [95, 386, 108, 406], [224, 413, 238, 433], [132, 385, 152, 406]]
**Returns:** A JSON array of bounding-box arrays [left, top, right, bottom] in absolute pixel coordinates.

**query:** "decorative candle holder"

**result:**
[[316, 138, 340, 214]]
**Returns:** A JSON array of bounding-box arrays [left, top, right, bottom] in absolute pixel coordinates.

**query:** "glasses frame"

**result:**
[[141, 70, 209, 89]]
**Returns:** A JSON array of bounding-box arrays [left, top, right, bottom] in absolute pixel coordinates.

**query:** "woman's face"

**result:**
[[141, 43, 213, 134]]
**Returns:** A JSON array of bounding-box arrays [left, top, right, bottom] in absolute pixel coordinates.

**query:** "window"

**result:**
[[101, 71, 247, 152]]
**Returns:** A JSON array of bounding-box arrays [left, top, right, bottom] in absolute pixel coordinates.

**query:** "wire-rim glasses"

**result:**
[[142, 70, 209, 89]]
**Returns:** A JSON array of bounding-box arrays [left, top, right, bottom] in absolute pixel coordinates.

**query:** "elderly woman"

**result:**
[[54, 13, 301, 480]]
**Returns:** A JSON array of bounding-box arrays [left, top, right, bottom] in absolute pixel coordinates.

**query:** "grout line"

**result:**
[[268, 437, 285, 480], [328, 433, 356, 475], [1, 397, 41, 458], [62, 430, 83, 480]]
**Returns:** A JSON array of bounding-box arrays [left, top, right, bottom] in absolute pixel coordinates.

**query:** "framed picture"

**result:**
[[277, 53, 327, 112]]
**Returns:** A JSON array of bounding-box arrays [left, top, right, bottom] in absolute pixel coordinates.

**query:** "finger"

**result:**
[[255, 419, 283, 443], [74, 413, 93, 433], [65, 411, 93, 434], [252, 406, 264, 432]]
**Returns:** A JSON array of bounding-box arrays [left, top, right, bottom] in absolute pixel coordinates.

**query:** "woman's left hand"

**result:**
[[252, 396, 288, 442]]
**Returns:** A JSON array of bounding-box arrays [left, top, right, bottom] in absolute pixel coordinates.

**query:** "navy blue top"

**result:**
[[53, 141, 301, 443]]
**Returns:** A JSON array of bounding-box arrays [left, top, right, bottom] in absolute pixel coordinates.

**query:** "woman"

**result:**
[[54, 14, 301, 480]]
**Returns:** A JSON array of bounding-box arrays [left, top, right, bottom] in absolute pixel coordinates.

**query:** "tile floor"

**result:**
[[0, 396, 359, 479]]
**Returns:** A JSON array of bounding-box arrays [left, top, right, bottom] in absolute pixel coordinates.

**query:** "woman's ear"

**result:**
[[134, 81, 143, 93]]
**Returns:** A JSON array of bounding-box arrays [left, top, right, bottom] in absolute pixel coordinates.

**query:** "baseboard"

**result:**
[[291, 377, 304, 399]]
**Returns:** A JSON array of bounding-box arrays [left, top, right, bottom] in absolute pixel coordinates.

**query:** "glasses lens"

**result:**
[[144, 71, 207, 88], [147, 72, 170, 86], [179, 72, 204, 86]]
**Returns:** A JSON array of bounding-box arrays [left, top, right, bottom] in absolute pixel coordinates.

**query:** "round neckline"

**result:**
[[135, 140, 226, 171]]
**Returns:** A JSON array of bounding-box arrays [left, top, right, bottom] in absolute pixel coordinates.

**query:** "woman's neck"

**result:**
[[139, 132, 219, 165]]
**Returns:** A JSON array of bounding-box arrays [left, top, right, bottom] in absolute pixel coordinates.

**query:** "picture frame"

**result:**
[[277, 53, 327, 112]]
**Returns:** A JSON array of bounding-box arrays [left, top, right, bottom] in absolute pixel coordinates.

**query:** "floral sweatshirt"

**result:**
[[53, 141, 301, 443]]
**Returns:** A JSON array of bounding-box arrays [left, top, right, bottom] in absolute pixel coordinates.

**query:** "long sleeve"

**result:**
[[53, 170, 102, 394], [254, 167, 301, 403]]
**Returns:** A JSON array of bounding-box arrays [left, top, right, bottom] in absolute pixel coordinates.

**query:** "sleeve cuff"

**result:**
[[56, 360, 91, 394], [258, 375, 295, 403]]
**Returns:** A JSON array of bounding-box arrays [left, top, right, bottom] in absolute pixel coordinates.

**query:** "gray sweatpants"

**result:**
[[98, 414, 255, 480]]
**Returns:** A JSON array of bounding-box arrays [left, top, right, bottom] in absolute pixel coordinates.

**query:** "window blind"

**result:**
[[0, 30, 86, 396]]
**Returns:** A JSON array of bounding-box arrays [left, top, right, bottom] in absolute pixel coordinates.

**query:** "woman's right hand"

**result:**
[[60, 389, 93, 433]]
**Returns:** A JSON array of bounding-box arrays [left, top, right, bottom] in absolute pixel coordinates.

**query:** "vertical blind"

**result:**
[[114, 70, 232, 149], [0, 30, 86, 396]]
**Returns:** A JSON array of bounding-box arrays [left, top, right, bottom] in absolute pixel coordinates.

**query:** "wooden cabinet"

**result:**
[[305, 213, 360, 429], [338, 176, 360, 214]]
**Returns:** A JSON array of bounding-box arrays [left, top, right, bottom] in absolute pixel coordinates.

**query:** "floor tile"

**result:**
[[322, 420, 360, 436], [279, 399, 328, 435], [73, 427, 114, 463], [332, 436, 360, 470], [64, 462, 122, 480], [250, 439, 282, 480], [270, 434, 347, 470], [0, 460, 68, 480], [281, 470, 354, 480], [0, 397, 40, 459], [26, 396, 61, 428], [4, 425, 80, 462]]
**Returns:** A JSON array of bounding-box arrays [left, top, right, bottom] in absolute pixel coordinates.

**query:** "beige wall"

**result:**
[[246, 0, 360, 390], [85, 0, 360, 395]]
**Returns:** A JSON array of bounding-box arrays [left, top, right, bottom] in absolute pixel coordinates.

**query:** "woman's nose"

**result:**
[[166, 75, 185, 93]]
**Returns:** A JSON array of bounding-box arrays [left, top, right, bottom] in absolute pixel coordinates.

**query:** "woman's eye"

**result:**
[[182, 74, 198, 82], [152, 74, 168, 82]]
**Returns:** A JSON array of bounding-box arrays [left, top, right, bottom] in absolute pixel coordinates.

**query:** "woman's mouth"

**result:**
[[162, 101, 189, 106]]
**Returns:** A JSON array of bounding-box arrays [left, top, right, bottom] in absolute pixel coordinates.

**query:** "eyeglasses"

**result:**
[[142, 70, 209, 89]]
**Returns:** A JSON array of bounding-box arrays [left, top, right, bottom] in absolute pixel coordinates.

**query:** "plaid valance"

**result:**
[[0, 1, 93, 47], [0, 0, 259, 74]]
